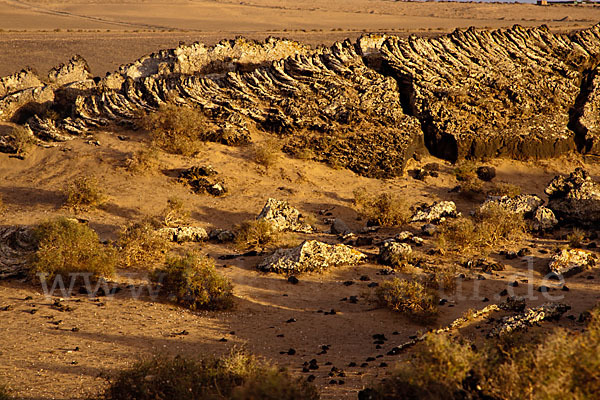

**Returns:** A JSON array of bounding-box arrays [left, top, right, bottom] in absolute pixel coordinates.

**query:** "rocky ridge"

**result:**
[[3, 26, 600, 176]]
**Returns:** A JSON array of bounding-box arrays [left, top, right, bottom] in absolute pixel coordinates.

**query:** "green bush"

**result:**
[[376, 278, 438, 322], [64, 176, 106, 211], [142, 104, 207, 156], [235, 220, 281, 250], [117, 219, 169, 269], [353, 188, 410, 227], [152, 252, 234, 311], [31, 217, 116, 280], [95, 351, 319, 400]]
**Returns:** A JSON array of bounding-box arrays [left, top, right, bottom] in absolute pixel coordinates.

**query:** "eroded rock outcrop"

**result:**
[[545, 168, 600, 226], [257, 240, 366, 274], [480, 194, 544, 215], [488, 303, 570, 337], [411, 201, 459, 223], [381, 25, 600, 162], [257, 198, 312, 233], [378, 241, 412, 266], [548, 248, 597, 278], [158, 226, 208, 243], [0, 226, 35, 279]]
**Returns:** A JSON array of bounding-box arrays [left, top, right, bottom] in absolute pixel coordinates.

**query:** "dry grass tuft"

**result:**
[[64, 176, 106, 211], [160, 197, 190, 228], [486, 182, 522, 197], [251, 139, 281, 169], [151, 251, 234, 311], [353, 188, 411, 227], [436, 203, 526, 252], [7, 125, 36, 157], [235, 219, 281, 250], [141, 104, 208, 156], [376, 278, 438, 322], [567, 228, 585, 248], [124, 147, 160, 174]]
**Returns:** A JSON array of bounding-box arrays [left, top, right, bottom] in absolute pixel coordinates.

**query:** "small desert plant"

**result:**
[[142, 104, 207, 156], [30, 217, 117, 280], [117, 218, 169, 269], [96, 351, 319, 400], [437, 203, 526, 252], [453, 161, 477, 182], [235, 219, 280, 250], [7, 125, 35, 157], [252, 139, 281, 169], [423, 264, 457, 293], [567, 228, 585, 248], [124, 147, 160, 174], [160, 197, 190, 227], [64, 176, 106, 211], [353, 188, 410, 227], [486, 182, 522, 197], [152, 251, 234, 311], [376, 278, 438, 322]]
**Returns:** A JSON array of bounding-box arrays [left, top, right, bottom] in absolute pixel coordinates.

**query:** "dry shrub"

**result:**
[[353, 188, 410, 227], [486, 182, 522, 197], [125, 147, 160, 174], [453, 161, 477, 182], [423, 264, 457, 293], [64, 176, 106, 211], [567, 228, 585, 248], [0, 384, 11, 400], [96, 351, 319, 400], [6, 125, 35, 157], [151, 251, 234, 311], [31, 217, 116, 280], [235, 219, 281, 250], [376, 278, 438, 322], [142, 104, 207, 156], [371, 308, 600, 399], [117, 219, 169, 269], [252, 139, 281, 169], [160, 197, 190, 228], [437, 203, 526, 252]]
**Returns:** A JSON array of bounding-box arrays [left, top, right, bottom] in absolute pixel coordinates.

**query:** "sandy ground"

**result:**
[[1, 127, 600, 399], [1, 0, 600, 75]]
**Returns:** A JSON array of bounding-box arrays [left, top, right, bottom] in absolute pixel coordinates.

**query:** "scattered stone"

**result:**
[[545, 168, 600, 226], [421, 223, 437, 236], [488, 303, 570, 337], [378, 241, 412, 266], [518, 248, 532, 257], [179, 166, 227, 196], [286, 318, 297, 323], [367, 282, 379, 288], [480, 194, 544, 215], [331, 218, 352, 235], [209, 229, 235, 243], [258, 240, 366, 274], [532, 207, 558, 231], [548, 248, 597, 278], [411, 201, 459, 223], [476, 166, 496, 182], [257, 198, 312, 233], [158, 226, 208, 243], [287, 276, 299, 285]]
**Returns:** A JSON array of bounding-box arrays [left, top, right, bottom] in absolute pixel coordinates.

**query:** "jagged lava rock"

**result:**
[[257, 240, 366, 274], [381, 25, 598, 162], [0, 226, 35, 279], [378, 241, 412, 265], [158, 227, 208, 243], [548, 248, 597, 278], [257, 198, 312, 233], [480, 194, 544, 215], [532, 206, 558, 231], [411, 201, 459, 223], [488, 303, 570, 337], [545, 168, 600, 226]]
